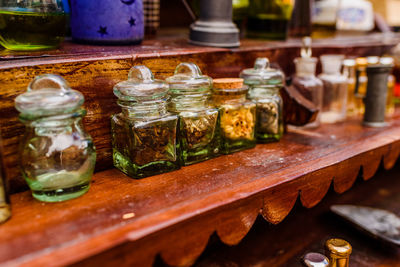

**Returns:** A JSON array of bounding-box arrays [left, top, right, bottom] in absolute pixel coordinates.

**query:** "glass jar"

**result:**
[[247, 0, 293, 40], [318, 54, 348, 123], [15, 74, 96, 202], [111, 66, 179, 178], [292, 57, 323, 128], [166, 63, 220, 166], [212, 78, 256, 154], [354, 57, 368, 115], [343, 59, 359, 116], [0, 133, 11, 223], [0, 0, 68, 51], [380, 57, 396, 117], [240, 57, 284, 142]]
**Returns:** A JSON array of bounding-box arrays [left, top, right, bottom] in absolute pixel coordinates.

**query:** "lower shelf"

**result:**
[[2, 115, 400, 267]]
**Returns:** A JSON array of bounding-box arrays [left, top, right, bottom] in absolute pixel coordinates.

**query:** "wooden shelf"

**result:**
[[2, 33, 400, 266], [1, 116, 400, 266], [1, 33, 399, 193]]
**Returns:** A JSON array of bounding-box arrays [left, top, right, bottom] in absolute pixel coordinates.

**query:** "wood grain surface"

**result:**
[[190, 164, 400, 267], [0, 34, 398, 193], [1, 115, 400, 266]]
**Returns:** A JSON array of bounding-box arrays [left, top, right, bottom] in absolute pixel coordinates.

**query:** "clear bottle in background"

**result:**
[[212, 78, 256, 154], [312, 0, 339, 38], [291, 37, 323, 128], [166, 63, 220, 166], [380, 57, 396, 117], [247, 0, 293, 40], [0, 0, 68, 51], [318, 55, 348, 123], [111, 66, 180, 179], [342, 59, 360, 117], [240, 57, 285, 142], [15, 74, 96, 202], [0, 133, 11, 223], [354, 57, 368, 115]]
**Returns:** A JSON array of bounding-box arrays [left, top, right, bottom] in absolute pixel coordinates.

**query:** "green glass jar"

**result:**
[[111, 66, 180, 178], [240, 58, 284, 142], [0, 0, 68, 51], [212, 78, 256, 154], [15, 74, 96, 202], [247, 0, 293, 40], [0, 133, 11, 223], [166, 63, 220, 166]]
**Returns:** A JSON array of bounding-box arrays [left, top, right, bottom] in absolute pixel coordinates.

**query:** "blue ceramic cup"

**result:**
[[70, 0, 144, 44]]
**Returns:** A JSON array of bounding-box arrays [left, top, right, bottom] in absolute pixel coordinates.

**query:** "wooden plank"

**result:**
[[1, 116, 400, 266], [191, 164, 400, 267], [1, 34, 398, 193]]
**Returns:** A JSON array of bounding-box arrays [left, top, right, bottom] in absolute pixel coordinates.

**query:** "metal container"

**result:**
[[362, 63, 393, 127], [189, 0, 240, 48]]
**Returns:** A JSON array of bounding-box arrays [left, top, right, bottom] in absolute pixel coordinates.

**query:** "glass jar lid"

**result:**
[[114, 65, 169, 101], [166, 62, 212, 93], [320, 54, 344, 74], [240, 58, 285, 87], [15, 74, 84, 119]]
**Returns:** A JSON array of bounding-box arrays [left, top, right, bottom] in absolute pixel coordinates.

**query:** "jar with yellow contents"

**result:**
[[212, 78, 256, 154]]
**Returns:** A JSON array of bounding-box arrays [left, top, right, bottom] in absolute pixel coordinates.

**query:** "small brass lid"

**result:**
[[325, 238, 352, 257]]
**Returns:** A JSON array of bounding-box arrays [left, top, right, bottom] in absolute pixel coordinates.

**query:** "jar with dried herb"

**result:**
[[212, 78, 256, 154], [111, 66, 180, 178], [240, 57, 284, 142], [166, 63, 220, 165]]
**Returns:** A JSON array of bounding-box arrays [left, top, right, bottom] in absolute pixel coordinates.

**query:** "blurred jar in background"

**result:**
[[0, 0, 68, 51], [342, 59, 360, 117], [354, 57, 368, 115], [318, 55, 348, 123], [380, 57, 396, 117], [312, 0, 339, 38], [247, 0, 293, 40]]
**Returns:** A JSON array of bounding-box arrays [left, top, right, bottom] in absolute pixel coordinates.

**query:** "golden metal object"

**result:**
[[325, 238, 352, 267]]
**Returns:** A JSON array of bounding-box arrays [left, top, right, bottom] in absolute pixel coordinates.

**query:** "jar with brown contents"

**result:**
[[212, 78, 256, 154], [240, 57, 284, 142], [166, 63, 220, 166], [111, 66, 180, 179]]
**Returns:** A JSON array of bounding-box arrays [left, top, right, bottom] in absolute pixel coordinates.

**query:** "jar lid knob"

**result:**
[[301, 36, 312, 58], [128, 65, 154, 82], [174, 62, 203, 78], [28, 74, 70, 93], [254, 57, 269, 70]]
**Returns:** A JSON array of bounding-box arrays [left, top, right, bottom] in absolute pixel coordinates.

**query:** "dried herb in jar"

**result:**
[[220, 105, 254, 140]]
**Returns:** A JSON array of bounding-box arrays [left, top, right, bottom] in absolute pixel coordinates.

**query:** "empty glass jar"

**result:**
[[318, 54, 348, 123], [212, 78, 256, 154], [343, 59, 359, 116], [166, 63, 220, 166], [0, 0, 68, 51], [111, 66, 180, 178], [240, 57, 284, 142], [15, 74, 96, 202], [292, 57, 323, 128]]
